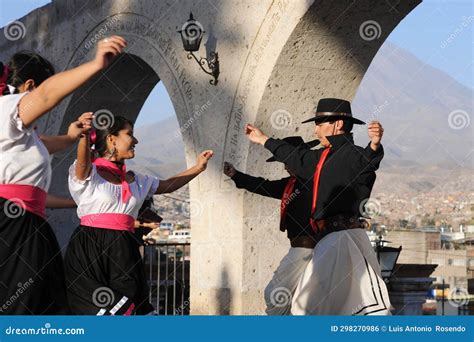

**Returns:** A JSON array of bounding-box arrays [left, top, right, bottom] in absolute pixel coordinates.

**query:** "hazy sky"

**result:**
[[0, 0, 472, 127]]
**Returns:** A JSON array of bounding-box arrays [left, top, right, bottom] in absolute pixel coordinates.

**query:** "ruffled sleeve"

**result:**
[[0, 93, 32, 140], [68, 161, 98, 200]]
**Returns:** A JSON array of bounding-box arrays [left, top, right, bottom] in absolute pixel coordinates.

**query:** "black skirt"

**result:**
[[64, 225, 153, 315], [0, 198, 70, 315]]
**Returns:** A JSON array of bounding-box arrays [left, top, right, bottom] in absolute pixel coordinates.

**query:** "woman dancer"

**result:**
[[0, 36, 126, 315], [65, 115, 213, 315]]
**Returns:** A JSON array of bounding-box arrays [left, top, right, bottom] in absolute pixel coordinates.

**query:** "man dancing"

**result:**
[[245, 98, 391, 315], [223, 136, 319, 315]]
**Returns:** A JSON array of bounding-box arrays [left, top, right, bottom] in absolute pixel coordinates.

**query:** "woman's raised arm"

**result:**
[[155, 150, 213, 194], [19, 36, 126, 128]]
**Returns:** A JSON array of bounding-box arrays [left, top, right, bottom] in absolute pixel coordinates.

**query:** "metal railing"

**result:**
[[143, 242, 190, 315], [458, 300, 474, 315]]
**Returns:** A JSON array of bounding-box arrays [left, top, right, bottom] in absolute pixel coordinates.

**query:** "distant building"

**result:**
[[428, 248, 474, 289], [168, 229, 191, 242], [383, 228, 441, 265], [463, 225, 474, 233], [379, 227, 474, 290], [160, 222, 174, 231]]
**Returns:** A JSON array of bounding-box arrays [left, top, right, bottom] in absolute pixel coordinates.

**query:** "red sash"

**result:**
[[279, 177, 297, 231], [310, 148, 331, 233]]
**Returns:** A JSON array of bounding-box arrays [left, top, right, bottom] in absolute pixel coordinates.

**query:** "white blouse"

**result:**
[[69, 161, 160, 219], [0, 93, 52, 191]]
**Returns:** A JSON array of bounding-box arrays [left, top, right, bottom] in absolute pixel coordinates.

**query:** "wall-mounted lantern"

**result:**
[[178, 13, 219, 85]]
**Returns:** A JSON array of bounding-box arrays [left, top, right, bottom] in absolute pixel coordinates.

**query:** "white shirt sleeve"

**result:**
[[68, 161, 99, 201], [146, 176, 160, 199], [0, 93, 32, 141], [134, 172, 160, 199]]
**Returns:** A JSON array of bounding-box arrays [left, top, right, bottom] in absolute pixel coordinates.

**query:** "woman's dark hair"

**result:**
[[94, 116, 134, 157], [3, 51, 55, 95]]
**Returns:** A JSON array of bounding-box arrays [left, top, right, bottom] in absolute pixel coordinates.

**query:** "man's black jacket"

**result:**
[[264, 133, 384, 220], [231, 171, 314, 239]]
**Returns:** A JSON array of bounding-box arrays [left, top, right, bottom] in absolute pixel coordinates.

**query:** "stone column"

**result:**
[[388, 277, 437, 315], [388, 263, 438, 315]]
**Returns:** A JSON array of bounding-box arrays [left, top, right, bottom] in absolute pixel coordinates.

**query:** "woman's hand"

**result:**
[[196, 150, 214, 172], [156, 150, 214, 194], [17, 36, 126, 129], [92, 36, 127, 70], [67, 112, 93, 141]]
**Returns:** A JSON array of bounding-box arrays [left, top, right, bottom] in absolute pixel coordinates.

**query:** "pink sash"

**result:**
[[0, 184, 47, 219], [80, 213, 135, 232]]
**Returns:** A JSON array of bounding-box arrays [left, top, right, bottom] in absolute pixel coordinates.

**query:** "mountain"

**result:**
[[352, 41, 473, 172], [131, 117, 186, 178]]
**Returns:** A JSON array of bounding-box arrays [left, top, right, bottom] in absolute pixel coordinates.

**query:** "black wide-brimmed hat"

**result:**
[[301, 98, 365, 125], [266, 136, 320, 162]]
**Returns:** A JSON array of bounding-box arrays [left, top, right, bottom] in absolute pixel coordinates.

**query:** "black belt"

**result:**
[[290, 236, 316, 249], [314, 214, 368, 232], [290, 215, 368, 248], [313, 215, 368, 242]]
